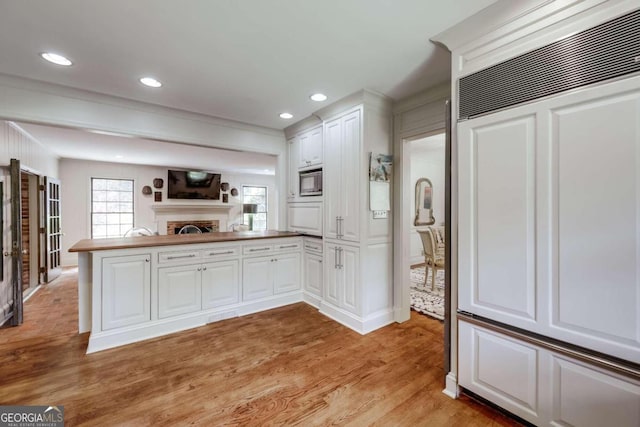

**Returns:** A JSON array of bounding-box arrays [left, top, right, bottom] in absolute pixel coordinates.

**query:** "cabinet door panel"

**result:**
[[305, 253, 323, 297], [550, 355, 640, 427], [323, 118, 342, 239], [458, 321, 540, 424], [102, 254, 151, 330], [551, 91, 640, 350], [300, 126, 323, 167], [242, 256, 273, 301], [341, 245, 360, 315], [323, 244, 340, 307], [158, 264, 201, 319], [459, 115, 537, 322], [202, 260, 239, 309], [274, 253, 301, 294], [288, 203, 322, 235], [340, 110, 361, 242], [288, 137, 300, 200]]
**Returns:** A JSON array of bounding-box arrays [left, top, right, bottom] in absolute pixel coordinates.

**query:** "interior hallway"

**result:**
[[0, 269, 520, 426]]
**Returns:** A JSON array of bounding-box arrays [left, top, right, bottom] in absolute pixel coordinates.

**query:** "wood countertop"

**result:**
[[68, 230, 301, 253]]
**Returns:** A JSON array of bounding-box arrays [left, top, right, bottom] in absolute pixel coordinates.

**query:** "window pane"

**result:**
[[91, 178, 135, 238]]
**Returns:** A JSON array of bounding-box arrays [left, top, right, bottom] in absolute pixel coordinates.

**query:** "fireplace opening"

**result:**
[[167, 220, 220, 235]]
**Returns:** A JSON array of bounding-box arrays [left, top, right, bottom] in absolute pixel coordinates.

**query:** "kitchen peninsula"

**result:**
[[70, 231, 302, 353]]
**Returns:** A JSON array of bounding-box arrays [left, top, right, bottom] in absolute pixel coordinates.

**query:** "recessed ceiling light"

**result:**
[[140, 77, 162, 88], [115, 155, 124, 159], [279, 113, 293, 119], [40, 52, 72, 66], [310, 93, 327, 102]]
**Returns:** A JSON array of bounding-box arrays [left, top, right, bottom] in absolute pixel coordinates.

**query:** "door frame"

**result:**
[[392, 88, 457, 396]]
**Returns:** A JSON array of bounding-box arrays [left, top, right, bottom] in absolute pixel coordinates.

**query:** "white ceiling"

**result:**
[[12, 122, 278, 175], [0, 0, 495, 173]]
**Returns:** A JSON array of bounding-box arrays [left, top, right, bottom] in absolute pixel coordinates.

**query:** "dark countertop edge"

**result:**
[[69, 230, 302, 253]]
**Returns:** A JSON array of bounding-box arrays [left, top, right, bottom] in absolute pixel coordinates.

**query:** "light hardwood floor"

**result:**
[[0, 268, 521, 426]]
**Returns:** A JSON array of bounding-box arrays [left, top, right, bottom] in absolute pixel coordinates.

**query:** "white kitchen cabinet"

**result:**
[[158, 264, 202, 319], [242, 256, 273, 301], [458, 320, 640, 426], [457, 77, 640, 363], [243, 252, 301, 300], [288, 202, 322, 236], [324, 109, 360, 242], [287, 136, 300, 200], [273, 252, 301, 294], [201, 259, 239, 309], [324, 242, 360, 315], [101, 254, 151, 330], [299, 125, 323, 168], [304, 254, 323, 299]]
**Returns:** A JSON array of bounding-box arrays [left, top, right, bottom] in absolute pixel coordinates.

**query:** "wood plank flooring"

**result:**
[[0, 268, 521, 426]]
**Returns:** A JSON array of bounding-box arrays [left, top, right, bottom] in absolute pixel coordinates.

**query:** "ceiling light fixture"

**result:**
[[279, 113, 293, 119], [140, 77, 162, 88], [115, 155, 124, 159], [40, 52, 72, 66], [310, 93, 327, 102]]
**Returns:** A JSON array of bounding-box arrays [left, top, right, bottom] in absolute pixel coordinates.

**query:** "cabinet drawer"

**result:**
[[158, 250, 200, 264], [202, 246, 240, 259], [303, 239, 323, 254], [243, 244, 273, 255], [274, 241, 301, 252]]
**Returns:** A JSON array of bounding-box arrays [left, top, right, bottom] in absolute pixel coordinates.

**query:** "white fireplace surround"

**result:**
[[151, 202, 241, 235]]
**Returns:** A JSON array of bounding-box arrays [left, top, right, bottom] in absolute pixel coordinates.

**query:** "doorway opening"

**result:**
[[20, 170, 41, 300], [406, 132, 446, 322]]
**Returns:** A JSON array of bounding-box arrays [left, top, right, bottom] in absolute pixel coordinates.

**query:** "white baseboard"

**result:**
[[302, 292, 322, 308], [319, 302, 393, 335], [442, 372, 459, 399], [87, 292, 303, 353]]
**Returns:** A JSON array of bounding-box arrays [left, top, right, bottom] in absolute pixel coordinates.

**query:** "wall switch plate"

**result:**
[[373, 210, 388, 219]]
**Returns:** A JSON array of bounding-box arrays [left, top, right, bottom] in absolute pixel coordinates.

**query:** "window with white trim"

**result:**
[[242, 185, 267, 231], [91, 178, 134, 238]]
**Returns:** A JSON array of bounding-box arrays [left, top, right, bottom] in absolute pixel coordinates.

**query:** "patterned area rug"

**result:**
[[410, 266, 445, 320]]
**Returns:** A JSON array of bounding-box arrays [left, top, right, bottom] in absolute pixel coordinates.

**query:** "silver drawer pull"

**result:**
[[305, 245, 320, 250], [166, 254, 197, 260], [249, 247, 270, 252], [209, 250, 234, 255], [279, 244, 298, 249]]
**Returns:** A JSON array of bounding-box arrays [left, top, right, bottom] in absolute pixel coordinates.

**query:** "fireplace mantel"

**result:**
[[150, 203, 236, 215]]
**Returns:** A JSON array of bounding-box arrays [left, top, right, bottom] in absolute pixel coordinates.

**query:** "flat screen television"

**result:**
[[167, 170, 221, 200]]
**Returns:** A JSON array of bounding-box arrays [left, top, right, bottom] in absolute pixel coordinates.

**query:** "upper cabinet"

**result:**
[[298, 126, 323, 169], [287, 136, 300, 200]]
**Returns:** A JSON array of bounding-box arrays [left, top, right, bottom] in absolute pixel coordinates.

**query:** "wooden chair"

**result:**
[[417, 227, 445, 291]]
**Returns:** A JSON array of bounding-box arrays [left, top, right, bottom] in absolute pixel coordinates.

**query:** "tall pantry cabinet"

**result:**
[[319, 93, 394, 334]]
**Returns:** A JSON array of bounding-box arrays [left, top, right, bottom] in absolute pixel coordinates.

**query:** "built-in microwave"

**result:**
[[299, 169, 322, 196]]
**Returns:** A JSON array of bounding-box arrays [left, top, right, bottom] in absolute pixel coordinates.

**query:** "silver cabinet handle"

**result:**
[[336, 217, 339, 237], [202, 266, 207, 271], [339, 217, 344, 239], [197, 267, 202, 271], [145, 258, 150, 263], [249, 247, 270, 252], [279, 244, 298, 249], [334, 247, 339, 269], [209, 250, 234, 256], [167, 254, 196, 260], [305, 245, 320, 251]]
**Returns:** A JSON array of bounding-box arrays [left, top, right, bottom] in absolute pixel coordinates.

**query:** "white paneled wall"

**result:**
[[0, 121, 58, 176], [60, 158, 277, 266]]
